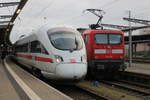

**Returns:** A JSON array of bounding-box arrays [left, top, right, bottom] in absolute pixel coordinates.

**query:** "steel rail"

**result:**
[[102, 80, 150, 99]]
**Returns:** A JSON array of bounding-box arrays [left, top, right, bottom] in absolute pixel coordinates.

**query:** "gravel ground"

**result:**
[[52, 85, 104, 100]]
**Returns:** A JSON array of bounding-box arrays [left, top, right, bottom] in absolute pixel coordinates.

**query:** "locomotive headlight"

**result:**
[[55, 55, 63, 63], [81, 55, 87, 63]]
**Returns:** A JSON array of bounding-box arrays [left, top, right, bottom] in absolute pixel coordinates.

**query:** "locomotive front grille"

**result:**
[[92, 59, 124, 70]]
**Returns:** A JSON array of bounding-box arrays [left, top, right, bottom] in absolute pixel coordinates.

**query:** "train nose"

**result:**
[[56, 63, 87, 80], [73, 64, 87, 79]]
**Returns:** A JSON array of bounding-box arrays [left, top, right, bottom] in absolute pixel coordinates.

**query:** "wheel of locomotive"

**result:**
[[86, 67, 95, 79], [104, 70, 117, 80]]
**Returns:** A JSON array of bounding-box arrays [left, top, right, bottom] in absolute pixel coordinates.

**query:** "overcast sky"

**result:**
[[1, 0, 150, 43]]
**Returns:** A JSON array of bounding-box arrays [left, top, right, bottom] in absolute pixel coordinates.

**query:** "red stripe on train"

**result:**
[[16, 54, 32, 59], [35, 56, 53, 63], [16, 54, 53, 63]]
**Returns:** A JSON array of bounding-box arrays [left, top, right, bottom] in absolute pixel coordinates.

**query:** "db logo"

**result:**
[[70, 59, 76, 63], [106, 49, 111, 53]]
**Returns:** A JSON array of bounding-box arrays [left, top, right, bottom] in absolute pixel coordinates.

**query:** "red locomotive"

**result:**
[[80, 9, 127, 77], [82, 29, 126, 76]]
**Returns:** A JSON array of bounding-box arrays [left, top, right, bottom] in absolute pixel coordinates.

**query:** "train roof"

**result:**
[[14, 33, 37, 45], [38, 24, 78, 32], [47, 27, 80, 34]]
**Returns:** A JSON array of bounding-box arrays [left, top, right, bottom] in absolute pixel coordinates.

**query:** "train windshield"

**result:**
[[95, 34, 108, 44], [109, 34, 122, 44], [48, 31, 83, 51], [95, 34, 122, 44]]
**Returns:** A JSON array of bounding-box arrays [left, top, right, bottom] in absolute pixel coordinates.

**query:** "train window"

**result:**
[[41, 44, 49, 54], [48, 31, 83, 51], [16, 43, 28, 52], [22, 43, 28, 52], [31, 41, 41, 53], [15, 46, 20, 52], [109, 34, 122, 44], [95, 34, 122, 44], [95, 34, 108, 44]]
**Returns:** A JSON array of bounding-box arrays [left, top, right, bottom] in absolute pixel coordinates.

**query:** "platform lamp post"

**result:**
[[128, 10, 132, 67]]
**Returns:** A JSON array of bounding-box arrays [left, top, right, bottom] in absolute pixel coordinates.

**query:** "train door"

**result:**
[[30, 40, 41, 68], [22, 43, 30, 65], [27, 42, 33, 67], [40, 43, 55, 73]]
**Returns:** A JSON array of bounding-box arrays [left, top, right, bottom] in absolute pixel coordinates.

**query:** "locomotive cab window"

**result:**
[[95, 34, 122, 44], [48, 31, 83, 51], [95, 34, 108, 44], [109, 34, 122, 44]]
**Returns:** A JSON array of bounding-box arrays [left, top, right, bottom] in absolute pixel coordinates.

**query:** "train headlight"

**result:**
[[55, 55, 63, 63], [81, 55, 87, 63]]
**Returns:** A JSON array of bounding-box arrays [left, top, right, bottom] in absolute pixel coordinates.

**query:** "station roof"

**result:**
[[0, 0, 27, 46], [125, 34, 150, 44]]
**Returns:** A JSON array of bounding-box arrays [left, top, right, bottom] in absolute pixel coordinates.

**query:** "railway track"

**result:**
[[126, 57, 150, 63], [85, 70, 150, 99], [101, 80, 150, 99], [99, 71, 150, 99], [117, 80, 150, 90], [51, 85, 106, 100], [118, 71, 150, 86]]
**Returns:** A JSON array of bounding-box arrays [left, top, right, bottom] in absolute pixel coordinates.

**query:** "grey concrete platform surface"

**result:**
[[126, 63, 150, 75], [0, 60, 20, 100], [4, 57, 73, 100]]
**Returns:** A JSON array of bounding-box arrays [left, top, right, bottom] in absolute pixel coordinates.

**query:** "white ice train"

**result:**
[[14, 25, 87, 82]]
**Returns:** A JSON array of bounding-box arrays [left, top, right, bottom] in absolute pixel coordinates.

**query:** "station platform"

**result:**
[[0, 60, 20, 100], [126, 62, 150, 75], [1, 57, 73, 100]]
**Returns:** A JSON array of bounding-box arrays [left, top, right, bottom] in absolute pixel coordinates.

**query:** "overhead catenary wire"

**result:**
[[35, 1, 150, 28], [61, 0, 122, 25], [16, 0, 150, 31], [24, 0, 55, 27], [34, 0, 55, 18], [40, 0, 81, 24], [134, 9, 150, 18], [19, 0, 122, 28], [61, 14, 84, 23], [97, 0, 122, 22], [99, 0, 121, 9]]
